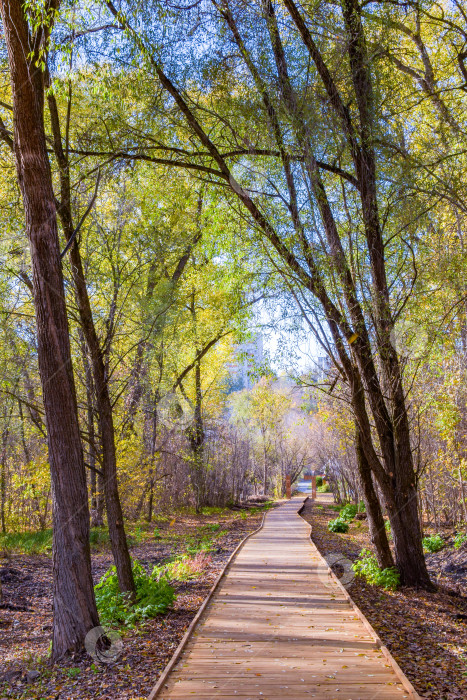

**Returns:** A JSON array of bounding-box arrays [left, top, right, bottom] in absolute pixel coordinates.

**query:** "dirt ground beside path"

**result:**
[[300, 495, 467, 700], [0, 506, 265, 700]]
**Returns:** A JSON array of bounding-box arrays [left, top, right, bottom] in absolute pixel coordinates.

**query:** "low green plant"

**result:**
[[153, 527, 163, 540], [454, 533, 467, 549], [315, 476, 323, 487], [339, 503, 362, 522], [184, 529, 225, 555], [352, 550, 400, 591], [328, 518, 349, 533], [95, 559, 175, 627], [65, 668, 81, 678], [317, 483, 331, 493], [422, 534, 445, 553]]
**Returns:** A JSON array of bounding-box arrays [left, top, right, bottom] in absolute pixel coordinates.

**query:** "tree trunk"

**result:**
[[188, 360, 205, 512], [0, 428, 7, 534], [0, 0, 99, 659], [355, 427, 394, 569], [47, 86, 135, 597]]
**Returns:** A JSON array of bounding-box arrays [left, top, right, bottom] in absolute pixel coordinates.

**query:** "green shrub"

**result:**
[[317, 483, 331, 493], [352, 549, 400, 590], [454, 533, 467, 549], [328, 518, 349, 533], [422, 534, 445, 553], [95, 559, 175, 627], [316, 476, 323, 487], [339, 504, 358, 522], [153, 527, 163, 540]]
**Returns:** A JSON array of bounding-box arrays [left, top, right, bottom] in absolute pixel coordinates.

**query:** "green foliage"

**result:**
[[352, 550, 400, 591], [315, 476, 323, 487], [339, 504, 357, 522], [328, 518, 349, 533], [317, 483, 331, 493], [95, 559, 175, 627], [65, 668, 81, 678], [454, 533, 467, 549], [422, 534, 445, 553]]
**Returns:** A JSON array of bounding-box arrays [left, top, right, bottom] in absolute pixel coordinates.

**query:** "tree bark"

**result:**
[[0, 0, 99, 658], [355, 427, 394, 569]]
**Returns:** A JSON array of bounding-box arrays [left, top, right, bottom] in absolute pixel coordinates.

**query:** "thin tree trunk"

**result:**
[[0, 427, 7, 534], [82, 346, 104, 529], [0, 0, 99, 658], [47, 85, 135, 597]]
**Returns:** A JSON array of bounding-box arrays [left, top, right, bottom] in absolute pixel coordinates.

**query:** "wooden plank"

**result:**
[[148, 496, 420, 699]]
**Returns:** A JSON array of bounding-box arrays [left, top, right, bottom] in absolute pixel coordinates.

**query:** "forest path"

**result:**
[[149, 496, 418, 699]]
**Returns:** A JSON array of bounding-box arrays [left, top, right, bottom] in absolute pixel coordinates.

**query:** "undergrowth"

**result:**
[[352, 549, 400, 590], [423, 534, 445, 553], [328, 518, 349, 533], [95, 559, 175, 627]]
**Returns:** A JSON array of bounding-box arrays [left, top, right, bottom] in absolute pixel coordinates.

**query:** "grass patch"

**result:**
[[156, 552, 212, 581], [89, 527, 110, 549], [0, 529, 52, 554]]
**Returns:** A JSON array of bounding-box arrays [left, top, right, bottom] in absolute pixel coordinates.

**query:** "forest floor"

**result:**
[[300, 496, 467, 700], [0, 503, 268, 700]]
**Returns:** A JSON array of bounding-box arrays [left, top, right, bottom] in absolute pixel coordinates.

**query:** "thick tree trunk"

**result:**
[[355, 427, 393, 570], [47, 88, 135, 597], [0, 0, 99, 658]]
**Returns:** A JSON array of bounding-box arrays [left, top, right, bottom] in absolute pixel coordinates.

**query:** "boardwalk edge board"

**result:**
[[147, 510, 269, 700], [298, 496, 422, 700]]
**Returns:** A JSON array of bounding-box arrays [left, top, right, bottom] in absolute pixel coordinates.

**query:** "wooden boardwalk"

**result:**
[[149, 496, 418, 700]]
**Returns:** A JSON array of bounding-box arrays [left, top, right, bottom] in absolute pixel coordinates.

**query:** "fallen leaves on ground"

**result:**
[[301, 497, 467, 700]]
